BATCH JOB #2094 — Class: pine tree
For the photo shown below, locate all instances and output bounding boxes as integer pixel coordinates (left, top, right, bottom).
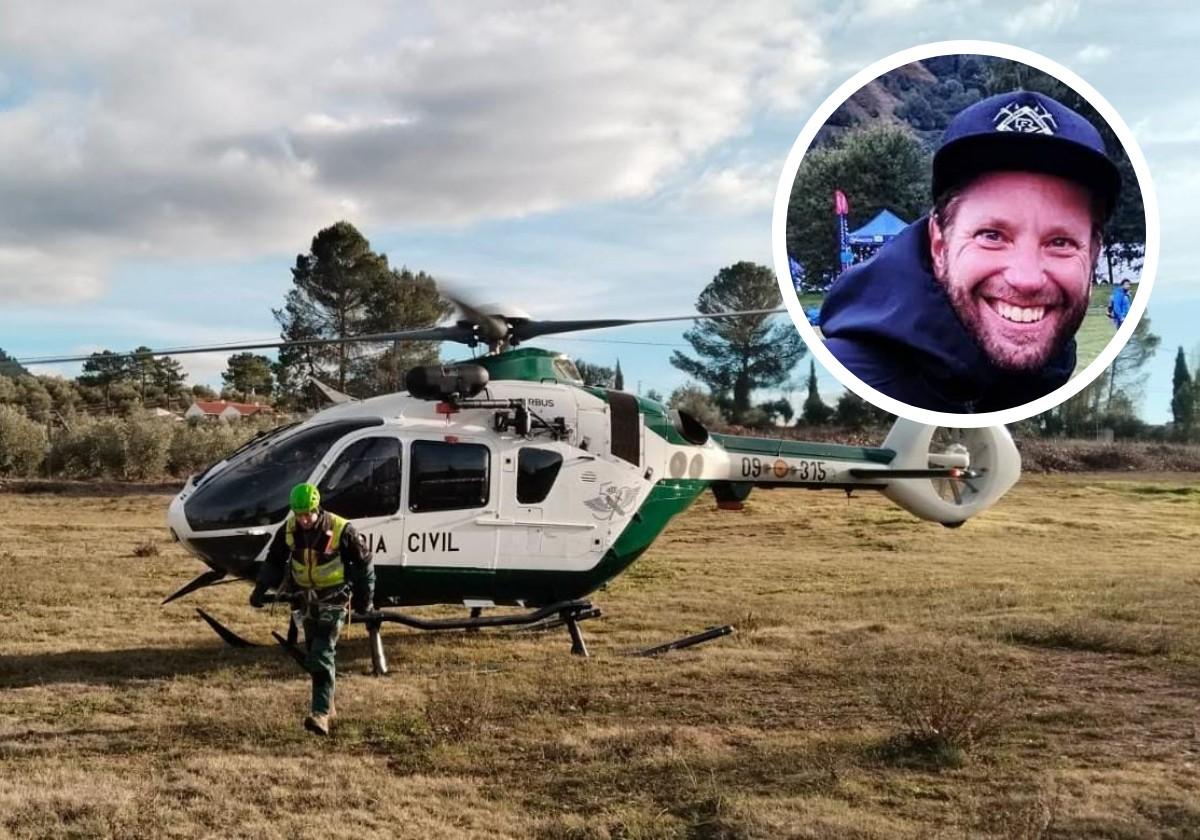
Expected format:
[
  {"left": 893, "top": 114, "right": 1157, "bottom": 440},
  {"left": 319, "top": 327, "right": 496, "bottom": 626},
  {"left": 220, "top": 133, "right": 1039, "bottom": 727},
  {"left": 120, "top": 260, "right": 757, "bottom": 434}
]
[
  {"left": 614, "top": 359, "right": 625, "bottom": 391},
  {"left": 152, "top": 356, "right": 188, "bottom": 410},
  {"left": 670, "top": 262, "right": 806, "bottom": 423},
  {"left": 800, "top": 360, "right": 832, "bottom": 425},
  {"left": 222, "top": 353, "right": 276, "bottom": 402},
  {"left": 273, "top": 222, "right": 450, "bottom": 401},
  {"left": 79, "top": 351, "right": 132, "bottom": 413},
  {"left": 1171, "top": 346, "right": 1195, "bottom": 440}
]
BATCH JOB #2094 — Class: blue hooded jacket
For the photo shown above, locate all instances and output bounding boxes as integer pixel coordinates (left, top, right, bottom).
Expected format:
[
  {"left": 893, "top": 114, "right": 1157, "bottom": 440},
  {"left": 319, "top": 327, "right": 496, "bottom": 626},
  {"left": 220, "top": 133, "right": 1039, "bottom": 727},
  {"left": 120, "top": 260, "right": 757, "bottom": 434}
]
[
  {"left": 1110, "top": 285, "right": 1131, "bottom": 326},
  {"left": 819, "top": 217, "right": 1076, "bottom": 413}
]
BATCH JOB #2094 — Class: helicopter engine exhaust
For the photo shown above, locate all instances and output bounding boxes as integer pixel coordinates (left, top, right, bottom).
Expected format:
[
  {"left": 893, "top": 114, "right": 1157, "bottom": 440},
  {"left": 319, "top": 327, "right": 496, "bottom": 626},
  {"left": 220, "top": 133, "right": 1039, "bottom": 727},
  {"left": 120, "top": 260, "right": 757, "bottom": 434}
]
[{"left": 405, "top": 364, "right": 489, "bottom": 401}]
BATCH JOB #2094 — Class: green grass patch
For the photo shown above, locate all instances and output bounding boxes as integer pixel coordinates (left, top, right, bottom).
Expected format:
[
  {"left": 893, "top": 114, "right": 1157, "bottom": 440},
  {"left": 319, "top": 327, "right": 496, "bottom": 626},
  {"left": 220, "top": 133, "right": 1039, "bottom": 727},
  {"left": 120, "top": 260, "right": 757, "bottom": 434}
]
[{"left": 1071, "top": 285, "right": 1125, "bottom": 375}]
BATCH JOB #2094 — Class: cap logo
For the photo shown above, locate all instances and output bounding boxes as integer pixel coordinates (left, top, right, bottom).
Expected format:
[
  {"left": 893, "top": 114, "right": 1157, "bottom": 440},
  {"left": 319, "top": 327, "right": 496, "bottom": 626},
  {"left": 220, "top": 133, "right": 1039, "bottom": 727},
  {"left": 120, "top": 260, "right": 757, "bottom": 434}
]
[{"left": 993, "top": 101, "right": 1057, "bottom": 135}]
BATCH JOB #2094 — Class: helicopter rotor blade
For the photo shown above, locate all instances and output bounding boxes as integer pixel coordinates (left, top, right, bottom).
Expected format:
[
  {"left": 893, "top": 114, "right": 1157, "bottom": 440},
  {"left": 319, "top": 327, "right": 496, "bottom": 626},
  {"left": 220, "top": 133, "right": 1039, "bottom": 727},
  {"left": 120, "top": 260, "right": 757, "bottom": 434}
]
[
  {"left": 511, "top": 308, "right": 787, "bottom": 342},
  {"left": 306, "top": 375, "right": 357, "bottom": 404},
  {"left": 196, "top": 608, "right": 260, "bottom": 648},
  {"left": 15, "top": 325, "right": 474, "bottom": 367},
  {"left": 15, "top": 288, "right": 787, "bottom": 366}
]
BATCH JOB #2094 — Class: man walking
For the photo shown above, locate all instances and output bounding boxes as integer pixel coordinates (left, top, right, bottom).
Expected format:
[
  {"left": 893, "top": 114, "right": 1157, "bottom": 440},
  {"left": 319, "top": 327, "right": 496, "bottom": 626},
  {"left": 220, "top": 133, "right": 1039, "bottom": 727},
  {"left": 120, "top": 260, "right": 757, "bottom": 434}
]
[
  {"left": 1110, "top": 278, "right": 1133, "bottom": 329},
  {"left": 251, "top": 482, "right": 374, "bottom": 736}
]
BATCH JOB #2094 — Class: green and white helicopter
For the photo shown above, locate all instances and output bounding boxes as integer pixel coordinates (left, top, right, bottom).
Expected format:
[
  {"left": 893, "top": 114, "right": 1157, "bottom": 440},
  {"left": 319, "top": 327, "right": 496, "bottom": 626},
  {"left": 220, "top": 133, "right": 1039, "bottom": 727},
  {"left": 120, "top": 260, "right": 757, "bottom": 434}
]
[{"left": 24, "top": 295, "right": 1022, "bottom": 665}]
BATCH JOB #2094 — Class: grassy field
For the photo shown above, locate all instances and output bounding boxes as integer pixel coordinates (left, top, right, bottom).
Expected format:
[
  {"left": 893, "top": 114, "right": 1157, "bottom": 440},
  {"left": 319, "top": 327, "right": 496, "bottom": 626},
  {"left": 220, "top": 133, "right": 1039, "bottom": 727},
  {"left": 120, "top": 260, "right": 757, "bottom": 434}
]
[
  {"left": 3, "top": 474, "right": 1200, "bottom": 839},
  {"left": 794, "top": 285, "right": 1127, "bottom": 378}
]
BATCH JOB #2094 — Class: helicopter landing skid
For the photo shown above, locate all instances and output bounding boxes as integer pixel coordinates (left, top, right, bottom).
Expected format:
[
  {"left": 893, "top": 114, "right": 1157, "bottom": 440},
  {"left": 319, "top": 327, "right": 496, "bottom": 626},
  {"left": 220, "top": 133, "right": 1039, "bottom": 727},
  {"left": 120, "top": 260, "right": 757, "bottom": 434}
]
[
  {"left": 196, "top": 599, "right": 599, "bottom": 677},
  {"left": 361, "top": 599, "right": 599, "bottom": 659}
]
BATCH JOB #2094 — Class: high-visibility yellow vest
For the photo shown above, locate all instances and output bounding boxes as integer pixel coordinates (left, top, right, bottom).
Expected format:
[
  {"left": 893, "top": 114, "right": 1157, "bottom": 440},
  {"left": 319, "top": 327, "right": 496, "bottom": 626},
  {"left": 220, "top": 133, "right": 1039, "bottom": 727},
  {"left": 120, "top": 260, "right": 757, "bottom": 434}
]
[{"left": 287, "top": 513, "right": 349, "bottom": 590}]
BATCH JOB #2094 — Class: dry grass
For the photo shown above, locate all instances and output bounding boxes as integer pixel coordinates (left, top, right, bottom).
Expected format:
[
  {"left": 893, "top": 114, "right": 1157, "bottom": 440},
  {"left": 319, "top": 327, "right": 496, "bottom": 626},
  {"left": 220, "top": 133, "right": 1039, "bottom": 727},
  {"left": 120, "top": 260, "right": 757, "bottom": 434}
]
[
  {"left": 2, "top": 473, "right": 1200, "bottom": 838},
  {"left": 130, "top": 540, "right": 160, "bottom": 558},
  {"left": 869, "top": 637, "right": 1018, "bottom": 767}
]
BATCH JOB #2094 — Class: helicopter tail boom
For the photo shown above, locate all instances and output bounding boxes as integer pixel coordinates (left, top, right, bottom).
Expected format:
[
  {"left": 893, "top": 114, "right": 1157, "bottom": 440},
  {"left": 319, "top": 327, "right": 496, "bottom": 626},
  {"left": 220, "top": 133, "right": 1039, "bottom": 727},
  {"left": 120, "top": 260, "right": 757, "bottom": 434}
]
[{"left": 700, "top": 418, "right": 1019, "bottom": 525}]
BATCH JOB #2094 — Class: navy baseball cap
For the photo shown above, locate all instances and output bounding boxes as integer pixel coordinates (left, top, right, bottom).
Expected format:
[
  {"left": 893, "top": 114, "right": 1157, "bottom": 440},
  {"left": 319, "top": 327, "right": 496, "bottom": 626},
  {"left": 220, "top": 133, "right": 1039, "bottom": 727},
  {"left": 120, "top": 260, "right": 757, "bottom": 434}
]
[{"left": 932, "top": 90, "right": 1121, "bottom": 219}]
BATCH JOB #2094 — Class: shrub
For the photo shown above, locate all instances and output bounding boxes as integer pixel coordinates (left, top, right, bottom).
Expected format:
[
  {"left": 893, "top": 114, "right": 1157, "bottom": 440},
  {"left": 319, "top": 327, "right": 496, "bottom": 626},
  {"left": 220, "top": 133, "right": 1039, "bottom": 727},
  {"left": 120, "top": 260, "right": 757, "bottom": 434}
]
[
  {"left": 41, "top": 414, "right": 274, "bottom": 479},
  {"left": 125, "top": 416, "right": 173, "bottom": 480},
  {"left": 132, "top": 541, "right": 160, "bottom": 558},
  {"left": 168, "top": 422, "right": 253, "bottom": 477},
  {"left": 50, "top": 417, "right": 130, "bottom": 478},
  {"left": 49, "top": 416, "right": 133, "bottom": 478},
  {"left": 872, "top": 638, "right": 1016, "bottom": 759},
  {"left": 0, "top": 405, "right": 47, "bottom": 476}
]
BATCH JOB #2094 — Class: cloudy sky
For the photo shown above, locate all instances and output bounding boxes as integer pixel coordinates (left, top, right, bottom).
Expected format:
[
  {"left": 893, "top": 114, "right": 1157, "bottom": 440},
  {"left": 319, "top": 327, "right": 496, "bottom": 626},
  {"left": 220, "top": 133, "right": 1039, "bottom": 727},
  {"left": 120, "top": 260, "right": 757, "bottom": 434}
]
[{"left": 1, "top": 0, "right": 1196, "bottom": 421}]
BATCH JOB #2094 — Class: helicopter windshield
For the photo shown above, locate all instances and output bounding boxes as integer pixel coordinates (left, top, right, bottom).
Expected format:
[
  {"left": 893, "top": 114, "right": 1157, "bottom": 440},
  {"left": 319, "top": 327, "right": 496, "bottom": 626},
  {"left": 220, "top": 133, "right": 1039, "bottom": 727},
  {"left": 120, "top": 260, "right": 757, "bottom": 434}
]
[
  {"left": 184, "top": 418, "right": 383, "bottom": 531},
  {"left": 553, "top": 355, "right": 583, "bottom": 384},
  {"left": 192, "top": 420, "right": 301, "bottom": 484}
]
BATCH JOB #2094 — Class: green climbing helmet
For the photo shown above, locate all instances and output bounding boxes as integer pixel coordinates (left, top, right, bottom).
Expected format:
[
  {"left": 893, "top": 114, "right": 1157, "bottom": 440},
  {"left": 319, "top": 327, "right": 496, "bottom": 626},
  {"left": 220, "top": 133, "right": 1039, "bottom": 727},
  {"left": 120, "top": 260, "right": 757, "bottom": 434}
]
[{"left": 289, "top": 482, "right": 321, "bottom": 514}]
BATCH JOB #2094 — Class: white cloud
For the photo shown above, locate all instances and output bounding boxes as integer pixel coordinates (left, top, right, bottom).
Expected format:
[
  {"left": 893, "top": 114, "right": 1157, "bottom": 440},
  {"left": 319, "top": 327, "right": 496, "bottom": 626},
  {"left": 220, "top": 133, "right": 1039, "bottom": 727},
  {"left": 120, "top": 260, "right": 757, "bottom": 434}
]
[
  {"left": 0, "top": 0, "right": 829, "bottom": 303},
  {"left": 1004, "top": 0, "right": 1081, "bottom": 35},
  {"left": 0, "top": 246, "right": 104, "bottom": 303},
  {"left": 1131, "top": 105, "right": 1200, "bottom": 147},
  {"left": 858, "top": 0, "right": 926, "bottom": 20},
  {"left": 1075, "top": 43, "right": 1112, "bottom": 64},
  {"left": 673, "top": 162, "right": 779, "bottom": 213}
]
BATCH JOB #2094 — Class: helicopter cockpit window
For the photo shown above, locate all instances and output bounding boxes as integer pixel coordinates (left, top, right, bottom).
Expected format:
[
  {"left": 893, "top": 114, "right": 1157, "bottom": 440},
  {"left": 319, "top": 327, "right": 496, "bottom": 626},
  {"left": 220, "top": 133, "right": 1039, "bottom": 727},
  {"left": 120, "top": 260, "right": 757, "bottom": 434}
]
[
  {"left": 552, "top": 355, "right": 583, "bottom": 384},
  {"left": 410, "top": 441, "right": 490, "bottom": 513},
  {"left": 184, "top": 418, "right": 383, "bottom": 531},
  {"left": 516, "top": 447, "right": 563, "bottom": 504},
  {"left": 318, "top": 436, "right": 402, "bottom": 520}
]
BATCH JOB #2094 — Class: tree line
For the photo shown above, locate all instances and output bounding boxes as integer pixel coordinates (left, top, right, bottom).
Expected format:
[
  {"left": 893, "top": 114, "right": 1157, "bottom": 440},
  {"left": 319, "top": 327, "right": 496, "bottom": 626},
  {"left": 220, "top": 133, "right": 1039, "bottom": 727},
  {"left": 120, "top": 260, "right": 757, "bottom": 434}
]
[{"left": 0, "top": 215, "right": 1192, "bottom": 482}]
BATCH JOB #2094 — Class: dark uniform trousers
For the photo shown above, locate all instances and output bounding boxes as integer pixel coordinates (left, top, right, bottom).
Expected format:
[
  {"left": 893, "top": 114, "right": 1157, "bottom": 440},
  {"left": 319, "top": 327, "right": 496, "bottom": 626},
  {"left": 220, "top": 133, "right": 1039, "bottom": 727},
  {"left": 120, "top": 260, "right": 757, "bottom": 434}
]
[{"left": 302, "top": 598, "right": 348, "bottom": 716}]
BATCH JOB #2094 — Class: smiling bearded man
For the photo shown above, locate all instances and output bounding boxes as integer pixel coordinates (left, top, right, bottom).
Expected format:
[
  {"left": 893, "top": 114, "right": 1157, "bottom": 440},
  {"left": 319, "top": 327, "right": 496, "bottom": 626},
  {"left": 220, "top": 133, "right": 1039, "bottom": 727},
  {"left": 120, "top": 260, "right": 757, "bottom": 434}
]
[
  {"left": 930, "top": 169, "right": 1098, "bottom": 372},
  {"left": 819, "top": 90, "right": 1119, "bottom": 414}
]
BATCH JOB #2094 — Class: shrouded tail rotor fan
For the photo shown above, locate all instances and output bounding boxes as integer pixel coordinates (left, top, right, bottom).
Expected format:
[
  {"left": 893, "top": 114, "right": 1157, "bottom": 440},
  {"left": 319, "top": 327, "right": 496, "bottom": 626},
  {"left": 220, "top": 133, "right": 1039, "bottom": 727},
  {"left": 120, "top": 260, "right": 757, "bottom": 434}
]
[{"left": 879, "top": 420, "right": 1021, "bottom": 526}]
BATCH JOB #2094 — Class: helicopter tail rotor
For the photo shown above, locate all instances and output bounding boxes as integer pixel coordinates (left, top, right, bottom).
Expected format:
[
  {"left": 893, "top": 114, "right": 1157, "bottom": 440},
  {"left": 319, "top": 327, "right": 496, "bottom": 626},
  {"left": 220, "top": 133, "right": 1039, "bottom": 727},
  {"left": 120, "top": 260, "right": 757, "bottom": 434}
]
[{"left": 877, "top": 419, "right": 1020, "bottom": 526}]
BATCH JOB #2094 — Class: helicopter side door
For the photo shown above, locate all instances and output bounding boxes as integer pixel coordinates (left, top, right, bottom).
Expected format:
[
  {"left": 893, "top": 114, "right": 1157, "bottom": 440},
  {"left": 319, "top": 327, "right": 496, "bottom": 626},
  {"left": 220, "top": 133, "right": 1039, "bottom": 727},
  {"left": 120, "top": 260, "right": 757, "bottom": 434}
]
[
  {"left": 495, "top": 441, "right": 606, "bottom": 572},
  {"left": 313, "top": 433, "right": 405, "bottom": 565},
  {"left": 403, "top": 437, "right": 498, "bottom": 571}
]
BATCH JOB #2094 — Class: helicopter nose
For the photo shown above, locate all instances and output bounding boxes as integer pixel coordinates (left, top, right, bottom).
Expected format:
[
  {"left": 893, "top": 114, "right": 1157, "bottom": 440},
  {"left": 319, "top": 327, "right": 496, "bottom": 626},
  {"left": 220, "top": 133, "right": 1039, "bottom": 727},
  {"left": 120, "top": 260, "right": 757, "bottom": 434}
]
[
  {"left": 167, "top": 491, "right": 272, "bottom": 578},
  {"left": 185, "top": 533, "right": 270, "bottom": 578}
]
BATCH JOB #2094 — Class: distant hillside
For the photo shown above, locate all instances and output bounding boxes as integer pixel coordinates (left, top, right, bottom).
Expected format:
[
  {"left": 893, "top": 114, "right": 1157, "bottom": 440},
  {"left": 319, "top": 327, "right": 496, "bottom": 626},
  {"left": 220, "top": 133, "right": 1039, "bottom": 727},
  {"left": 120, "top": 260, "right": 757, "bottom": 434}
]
[
  {"left": 0, "top": 348, "right": 29, "bottom": 379},
  {"left": 814, "top": 55, "right": 997, "bottom": 152},
  {"left": 806, "top": 52, "right": 1144, "bottom": 277}
]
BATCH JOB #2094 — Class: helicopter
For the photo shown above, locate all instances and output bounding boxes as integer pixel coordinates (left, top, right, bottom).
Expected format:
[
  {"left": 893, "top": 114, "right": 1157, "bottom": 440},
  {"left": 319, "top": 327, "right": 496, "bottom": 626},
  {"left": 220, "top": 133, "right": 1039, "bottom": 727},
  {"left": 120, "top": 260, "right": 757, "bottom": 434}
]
[{"left": 19, "top": 295, "right": 1021, "bottom": 665}]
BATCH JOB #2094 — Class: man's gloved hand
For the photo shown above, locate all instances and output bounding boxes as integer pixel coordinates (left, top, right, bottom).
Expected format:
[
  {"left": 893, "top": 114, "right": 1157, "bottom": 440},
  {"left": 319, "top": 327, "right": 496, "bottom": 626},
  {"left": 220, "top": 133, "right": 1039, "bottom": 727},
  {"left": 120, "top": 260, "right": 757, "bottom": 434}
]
[
  {"left": 351, "top": 594, "right": 373, "bottom": 615},
  {"left": 249, "top": 584, "right": 267, "bottom": 609}
]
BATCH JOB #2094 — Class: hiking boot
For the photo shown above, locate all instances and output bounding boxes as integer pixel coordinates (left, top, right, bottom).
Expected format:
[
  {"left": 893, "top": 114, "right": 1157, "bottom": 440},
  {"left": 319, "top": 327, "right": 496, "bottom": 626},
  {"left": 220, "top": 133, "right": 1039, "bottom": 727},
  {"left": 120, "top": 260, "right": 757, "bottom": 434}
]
[{"left": 303, "top": 713, "right": 330, "bottom": 736}]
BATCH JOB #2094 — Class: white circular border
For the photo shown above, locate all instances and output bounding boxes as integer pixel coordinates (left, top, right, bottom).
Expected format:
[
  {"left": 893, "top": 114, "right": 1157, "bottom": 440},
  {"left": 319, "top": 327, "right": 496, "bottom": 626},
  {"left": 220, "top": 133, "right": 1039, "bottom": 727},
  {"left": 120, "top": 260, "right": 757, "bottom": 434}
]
[{"left": 772, "top": 40, "right": 1160, "bottom": 428}]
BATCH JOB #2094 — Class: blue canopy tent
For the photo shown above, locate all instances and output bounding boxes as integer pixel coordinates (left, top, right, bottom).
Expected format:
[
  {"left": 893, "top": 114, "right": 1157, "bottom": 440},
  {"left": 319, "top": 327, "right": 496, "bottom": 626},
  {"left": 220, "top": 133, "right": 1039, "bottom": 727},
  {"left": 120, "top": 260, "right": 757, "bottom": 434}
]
[{"left": 847, "top": 209, "right": 908, "bottom": 263}]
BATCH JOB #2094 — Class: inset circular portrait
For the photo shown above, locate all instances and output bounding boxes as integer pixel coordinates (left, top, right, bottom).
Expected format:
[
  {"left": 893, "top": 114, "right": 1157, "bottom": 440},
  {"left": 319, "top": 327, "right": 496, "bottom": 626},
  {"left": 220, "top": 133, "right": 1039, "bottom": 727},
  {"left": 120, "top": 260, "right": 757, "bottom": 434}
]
[{"left": 772, "top": 41, "right": 1157, "bottom": 426}]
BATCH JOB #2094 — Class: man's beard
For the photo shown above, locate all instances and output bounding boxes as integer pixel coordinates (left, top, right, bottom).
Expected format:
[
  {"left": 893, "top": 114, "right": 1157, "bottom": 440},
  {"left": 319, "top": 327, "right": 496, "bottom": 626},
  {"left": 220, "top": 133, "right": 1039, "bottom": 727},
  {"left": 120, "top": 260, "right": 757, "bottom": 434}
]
[{"left": 937, "top": 265, "right": 1089, "bottom": 372}]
